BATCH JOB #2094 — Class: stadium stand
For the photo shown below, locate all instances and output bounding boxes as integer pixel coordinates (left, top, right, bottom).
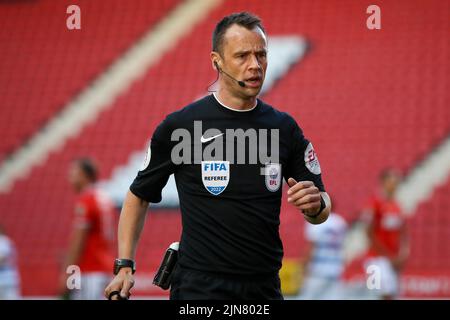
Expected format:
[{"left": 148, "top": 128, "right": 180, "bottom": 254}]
[
  {"left": 0, "top": 0, "right": 180, "bottom": 163},
  {"left": 0, "top": 0, "right": 448, "bottom": 297},
  {"left": 402, "top": 179, "right": 450, "bottom": 297}
]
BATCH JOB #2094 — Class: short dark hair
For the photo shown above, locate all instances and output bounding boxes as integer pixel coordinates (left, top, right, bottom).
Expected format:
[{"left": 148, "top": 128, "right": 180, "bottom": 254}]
[
  {"left": 74, "top": 158, "right": 98, "bottom": 182},
  {"left": 212, "top": 12, "right": 265, "bottom": 54}
]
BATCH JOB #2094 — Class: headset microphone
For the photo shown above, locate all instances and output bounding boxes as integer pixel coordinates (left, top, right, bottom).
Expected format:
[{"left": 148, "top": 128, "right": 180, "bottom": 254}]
[
  {"left": 237, "top": 80, "right": 246, "bottom": 88},
  {"left": 214, "top": 61, "right": 246, "bottom": 88}
]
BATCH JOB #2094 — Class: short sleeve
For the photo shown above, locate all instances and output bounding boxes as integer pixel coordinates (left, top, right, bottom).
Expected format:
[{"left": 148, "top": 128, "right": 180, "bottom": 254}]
[
  {"left": 284, "top": 118, "right": 325, "bottom": 192},
  {"left": 129, "top": 117, "right": 176, "bottom": 203},
  {"left": 360, "top": 197, "right": 379, "bottom": 224},
  {"left": 73, "top": 198, "right": 92, "bottom": 229}
]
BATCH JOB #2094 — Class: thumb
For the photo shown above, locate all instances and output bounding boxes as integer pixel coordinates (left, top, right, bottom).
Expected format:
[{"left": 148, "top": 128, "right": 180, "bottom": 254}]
[
  {"left": 287, "top": 177, "right": 297, "bottom": 188},
  {"left": 120, "top": 278, "right": 134, "bottom": 299}
]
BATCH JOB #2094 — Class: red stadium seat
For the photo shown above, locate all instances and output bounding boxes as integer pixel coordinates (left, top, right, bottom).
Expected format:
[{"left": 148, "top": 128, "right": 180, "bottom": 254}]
[{"left": 0, "top": 0, "right": 448, "bottom": 297}]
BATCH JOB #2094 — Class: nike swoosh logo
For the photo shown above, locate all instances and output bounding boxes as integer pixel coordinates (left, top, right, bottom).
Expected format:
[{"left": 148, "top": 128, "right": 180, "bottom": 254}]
[{"left": 200, "top": 133, "right": 224, "bottom": 143}]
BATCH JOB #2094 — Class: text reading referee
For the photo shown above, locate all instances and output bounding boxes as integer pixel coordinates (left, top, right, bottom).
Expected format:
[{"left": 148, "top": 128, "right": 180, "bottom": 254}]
[{"left": 105, "top": 12, "right": 331, "bottom": 300}]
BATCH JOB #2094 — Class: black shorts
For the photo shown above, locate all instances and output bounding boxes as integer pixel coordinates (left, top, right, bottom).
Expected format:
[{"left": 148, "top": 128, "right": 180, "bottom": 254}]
[{"left": 169, "top": 266, "right": 283, "bottom": 300}]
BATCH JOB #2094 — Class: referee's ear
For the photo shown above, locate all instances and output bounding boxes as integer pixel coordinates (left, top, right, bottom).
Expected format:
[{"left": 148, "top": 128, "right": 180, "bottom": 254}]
[{"left": 210, "top": 51, "right": 221, "bottom": 70}]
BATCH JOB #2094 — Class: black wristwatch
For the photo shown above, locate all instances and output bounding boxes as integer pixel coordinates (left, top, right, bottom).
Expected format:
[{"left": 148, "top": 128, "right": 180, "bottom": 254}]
[
  {"left": 113, "top": 259, "right": 136, "bottom": 275},
  {"left": 305, "top": 195, "right": 326, "bottom": 219}
]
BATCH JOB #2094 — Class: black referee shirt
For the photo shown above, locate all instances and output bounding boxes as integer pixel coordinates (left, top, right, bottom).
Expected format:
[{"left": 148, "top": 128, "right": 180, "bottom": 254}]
[{"left": 130, "top": 94, "right": 325, "bottom": 276}]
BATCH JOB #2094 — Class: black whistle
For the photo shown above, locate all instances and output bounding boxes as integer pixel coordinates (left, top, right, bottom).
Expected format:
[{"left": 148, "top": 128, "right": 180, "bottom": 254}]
[{"left": 153, "top": 242, "right": 179, "bottom": 290}]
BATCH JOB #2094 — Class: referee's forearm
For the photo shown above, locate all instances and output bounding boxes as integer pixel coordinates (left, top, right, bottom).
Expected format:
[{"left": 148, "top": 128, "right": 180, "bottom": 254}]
[{"left": 117, "top": 190, "right": 149, "bottom": 259}]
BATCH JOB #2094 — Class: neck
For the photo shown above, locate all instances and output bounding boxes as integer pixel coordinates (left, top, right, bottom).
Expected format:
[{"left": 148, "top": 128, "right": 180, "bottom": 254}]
[
  {"left": 381, "top": 189, "right": 395, "bottom": 200},
  {"left": 77, "top": 182, "right": 92, "bottom": 194},
  {"left": 217, "top": 87, "right": 257, "bottom": 111}
]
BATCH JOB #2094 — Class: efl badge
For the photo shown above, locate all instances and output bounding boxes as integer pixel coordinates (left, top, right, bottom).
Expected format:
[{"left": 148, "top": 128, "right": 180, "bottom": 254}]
[
  {"left": 201, "top": 161, "right": 230, "bottom": 195},
  {"left": 304, "top": 143, "right": 321, "bottom": 175},
  {"left": 265, "top": 163, "right": 282, "bottom": 192}
]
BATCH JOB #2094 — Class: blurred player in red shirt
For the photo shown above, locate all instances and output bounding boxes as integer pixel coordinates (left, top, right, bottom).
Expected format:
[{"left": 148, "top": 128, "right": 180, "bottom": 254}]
[
  {"left": 59, "top": 158, "right": 116, "bottom": 299},
  {"left": 362, "top": 168, "right": 409, "bottom": 299}
]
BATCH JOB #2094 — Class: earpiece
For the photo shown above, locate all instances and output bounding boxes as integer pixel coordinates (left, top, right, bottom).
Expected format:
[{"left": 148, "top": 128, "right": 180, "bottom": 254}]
[{"left": 212, "top": 60, "right": 246, "bottom": 88}]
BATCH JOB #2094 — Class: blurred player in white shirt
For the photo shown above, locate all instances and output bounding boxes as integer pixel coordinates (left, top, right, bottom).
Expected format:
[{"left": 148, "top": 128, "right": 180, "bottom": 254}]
[
  {"left": 298, "top": 211, "right": 348, "bottom": 300},
  {"left": 0, "top": 225, "right": 21, "bottom": 300}
]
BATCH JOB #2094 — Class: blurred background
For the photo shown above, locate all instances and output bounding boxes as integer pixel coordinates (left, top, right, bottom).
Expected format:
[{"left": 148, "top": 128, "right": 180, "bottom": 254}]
[{"left": 0, "top": 0, "right": 448, "bottom": 299}]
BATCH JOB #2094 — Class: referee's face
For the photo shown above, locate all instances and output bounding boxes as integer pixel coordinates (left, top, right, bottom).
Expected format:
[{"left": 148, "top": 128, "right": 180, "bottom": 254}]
[
  {"left": 218, "top": 24, "right": 267, "bottom": 98},
  {"left": 68, "top": 163, "right": 88, "bottom": 193}
]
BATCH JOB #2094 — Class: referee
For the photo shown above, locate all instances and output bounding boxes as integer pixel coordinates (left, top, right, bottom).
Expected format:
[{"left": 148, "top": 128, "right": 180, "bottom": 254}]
[{"left": 105, "top": 12, "right": 331, "bottom": 300}]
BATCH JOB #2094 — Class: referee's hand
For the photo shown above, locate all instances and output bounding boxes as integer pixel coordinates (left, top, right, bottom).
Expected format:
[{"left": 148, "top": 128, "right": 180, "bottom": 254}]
[
  {"left": 286, "top": 178, "right": 322, "bottom": 216},
  {"left": 104, "top": 268, "right": 134, "bottom": 300}
]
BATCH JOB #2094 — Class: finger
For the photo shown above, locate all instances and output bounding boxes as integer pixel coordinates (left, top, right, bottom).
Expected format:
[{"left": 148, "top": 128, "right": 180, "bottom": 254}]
[
  {"left": 287, "top": 178, "right": 297, "bottom": 188},
  {"left": 287, "top": 180, "right": 314, "bottom": 196},
  {"left": 109, "top": 291, "right": 121, "bottom": 300},
  {"left": 120, "top": 278, "right": 134, "bottom": 299},
  {"left": 104, "top": 285, "right": 113, "bottom": 300},
  {"left": 293, "top": 194, "right": 321, "bottom": 207},
  {"left": 287, "top": 186, "right": 319, "bottom": 203},
  {"left": 105, "top": 281, "right": 122, "bottom": 300},
  {"left": 299, "top": 201, "right": 321, "bottom": 213}
]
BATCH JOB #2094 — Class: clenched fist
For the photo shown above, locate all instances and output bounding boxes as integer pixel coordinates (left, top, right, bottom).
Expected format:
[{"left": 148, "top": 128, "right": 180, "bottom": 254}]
[
  {"left": 287, "top": 178, "right": 327, "bottom": 223},
  {"left": 104, "top": 268, "right": 134, "bottom": 300}
]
